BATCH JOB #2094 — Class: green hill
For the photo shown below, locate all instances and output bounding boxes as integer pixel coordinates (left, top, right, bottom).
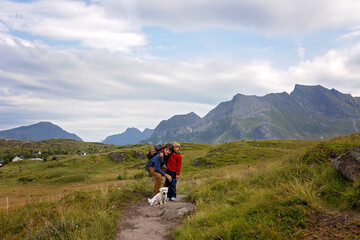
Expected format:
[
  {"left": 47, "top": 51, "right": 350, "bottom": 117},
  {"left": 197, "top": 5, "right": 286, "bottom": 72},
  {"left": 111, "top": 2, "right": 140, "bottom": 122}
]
[
  {"left": 0, "top": 138, "right": 124, "bottom": 162},
  {"left": 0, "top": 134, "right": 359, "bottom": 239}
]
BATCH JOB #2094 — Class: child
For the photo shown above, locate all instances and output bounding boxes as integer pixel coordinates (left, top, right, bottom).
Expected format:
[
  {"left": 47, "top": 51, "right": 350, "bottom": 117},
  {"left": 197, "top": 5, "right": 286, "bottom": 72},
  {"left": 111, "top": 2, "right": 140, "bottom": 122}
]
[
  {"left": 146, "top": 143, "right": 173, "bottom": 197},
  {"left": 165, "top": 142, "right": 182, "bottom": 201}
]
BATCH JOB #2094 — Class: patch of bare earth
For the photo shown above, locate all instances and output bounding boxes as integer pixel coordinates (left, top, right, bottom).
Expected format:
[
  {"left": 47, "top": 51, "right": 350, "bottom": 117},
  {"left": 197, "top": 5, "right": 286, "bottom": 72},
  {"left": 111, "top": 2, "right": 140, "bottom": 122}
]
[
  {"left": 114, "top": 195, "right": 194, "bottom": 240},
  {"left": 303, "top": 210, "right": 360, "bottom": 239}
]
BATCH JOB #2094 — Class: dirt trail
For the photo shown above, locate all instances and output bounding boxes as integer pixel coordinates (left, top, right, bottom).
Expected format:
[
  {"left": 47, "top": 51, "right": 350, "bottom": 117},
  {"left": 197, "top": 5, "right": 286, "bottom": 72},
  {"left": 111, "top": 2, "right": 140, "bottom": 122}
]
[{"left": 114, "top": 195, "right": 195, "bottom": 240}]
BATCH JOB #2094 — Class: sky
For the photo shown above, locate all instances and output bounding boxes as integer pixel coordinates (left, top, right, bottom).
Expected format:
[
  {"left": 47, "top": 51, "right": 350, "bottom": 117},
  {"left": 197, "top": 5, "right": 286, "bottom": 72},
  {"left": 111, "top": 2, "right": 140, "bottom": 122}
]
[{"left": 1, "top": 0, "right": 360, "bottom": 142}]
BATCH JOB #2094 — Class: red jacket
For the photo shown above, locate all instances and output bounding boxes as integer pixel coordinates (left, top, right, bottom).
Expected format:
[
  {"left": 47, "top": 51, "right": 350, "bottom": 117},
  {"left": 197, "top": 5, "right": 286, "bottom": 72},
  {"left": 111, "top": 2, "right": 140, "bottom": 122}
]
[{"left": 167, "top": 152, "right": 182, "bottom": 175}]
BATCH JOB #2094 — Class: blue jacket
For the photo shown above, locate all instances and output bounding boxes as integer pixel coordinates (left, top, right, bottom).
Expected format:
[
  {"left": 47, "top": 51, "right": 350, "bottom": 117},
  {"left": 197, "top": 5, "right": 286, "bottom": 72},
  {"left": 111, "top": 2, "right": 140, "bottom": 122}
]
[{"left": 145, "top": 153, "right": 166, "bottom": 176}]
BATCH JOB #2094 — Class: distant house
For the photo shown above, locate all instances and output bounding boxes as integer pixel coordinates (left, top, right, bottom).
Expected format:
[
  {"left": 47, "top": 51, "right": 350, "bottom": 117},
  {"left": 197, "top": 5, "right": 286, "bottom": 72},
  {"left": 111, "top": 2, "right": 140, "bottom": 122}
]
[
  {"left": 12, "top": 156, "right": 25, "bottom": 162},
  {"left": 33, "top": 151, "right": 42, "bottom": 155},
  {"left": 0, "top": 159, "right": 5, "bottom": 167},
  {"left": 78, "top": 151, "right": 87, "bottom": 156}
]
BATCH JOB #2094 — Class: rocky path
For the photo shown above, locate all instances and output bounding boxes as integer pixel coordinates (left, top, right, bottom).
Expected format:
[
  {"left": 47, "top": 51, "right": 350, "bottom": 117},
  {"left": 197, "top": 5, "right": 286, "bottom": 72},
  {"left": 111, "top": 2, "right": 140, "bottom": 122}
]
[{"left": 114, "top": 195, "right": 195, "bottom": 240}]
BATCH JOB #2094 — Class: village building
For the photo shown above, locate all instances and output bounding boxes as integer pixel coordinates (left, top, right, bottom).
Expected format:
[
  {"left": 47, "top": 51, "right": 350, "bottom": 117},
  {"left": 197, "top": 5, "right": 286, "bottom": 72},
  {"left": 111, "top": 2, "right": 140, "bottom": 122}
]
[{"left": 12, "top": 156, "right": 25, "bottom": 162}]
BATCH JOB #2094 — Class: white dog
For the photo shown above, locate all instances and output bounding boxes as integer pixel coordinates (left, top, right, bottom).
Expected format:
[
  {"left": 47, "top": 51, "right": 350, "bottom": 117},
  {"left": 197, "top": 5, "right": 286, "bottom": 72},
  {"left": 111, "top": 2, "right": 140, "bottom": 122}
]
[{"left": 148, "top": 187, "right": 168, "bottom": 206}]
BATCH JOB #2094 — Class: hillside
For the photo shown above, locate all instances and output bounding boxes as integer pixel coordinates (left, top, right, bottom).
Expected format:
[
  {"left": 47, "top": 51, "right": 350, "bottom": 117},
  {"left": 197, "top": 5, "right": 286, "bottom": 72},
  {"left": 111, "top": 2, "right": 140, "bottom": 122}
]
[
  {"left": 0, "top": 138, "right": 121, "bottom": 162},
  {"left": 144, "top": 85, "right": 360, "bottom": 144},
  {"left": 0, "top": 122, "right": 82, "bottom": 141},
  {"left": 0, "top": 134, "right": 359, "bottom": 239}
]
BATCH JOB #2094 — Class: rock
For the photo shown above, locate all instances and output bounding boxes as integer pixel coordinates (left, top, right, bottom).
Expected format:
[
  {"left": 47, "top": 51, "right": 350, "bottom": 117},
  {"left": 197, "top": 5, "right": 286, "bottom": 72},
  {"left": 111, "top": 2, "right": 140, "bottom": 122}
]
[
  {"left": 331, "top": 147, "right": 360, "bottom": 181},
  {"left": 131, "top": 150, "right": 145, "bottom": 159},
  {"left": 108, "top": 152, "right": 129, "bottom": 163},
  {"left": 192, "top": 158, "right": 211, "bottom": 166}
]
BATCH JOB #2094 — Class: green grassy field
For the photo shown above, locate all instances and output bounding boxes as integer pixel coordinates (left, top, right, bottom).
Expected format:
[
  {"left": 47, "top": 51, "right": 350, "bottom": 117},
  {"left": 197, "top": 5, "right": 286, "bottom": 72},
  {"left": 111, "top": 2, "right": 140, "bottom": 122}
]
[{"left": 0, "top": 135, "right": 359, "bottom": 239}]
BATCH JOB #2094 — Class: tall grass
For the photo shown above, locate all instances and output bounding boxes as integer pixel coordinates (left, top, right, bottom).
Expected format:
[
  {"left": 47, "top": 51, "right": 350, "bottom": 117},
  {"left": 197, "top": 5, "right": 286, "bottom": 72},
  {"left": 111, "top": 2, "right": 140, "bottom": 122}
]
[
  {"left": 2, "top": 136, "right": 360, "bottom": 239},
  {"left": 174, "top": 134, "right": 360, "bottom": 239},
  {"left": 0, "top": 180, "right": 151, "bottom": 240}
]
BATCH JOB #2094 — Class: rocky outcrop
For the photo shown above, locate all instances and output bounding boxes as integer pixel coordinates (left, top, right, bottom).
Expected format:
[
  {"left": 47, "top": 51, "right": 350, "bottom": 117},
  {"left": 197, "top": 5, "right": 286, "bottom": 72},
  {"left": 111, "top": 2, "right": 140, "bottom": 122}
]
[
  {"left": 331, "top": 147, "right": 360, "bottom": 181},
  {"left": 131, "top": 150, "right": 145, "bottom": 159},
  {"left": 108, "top": 152, "right": 130, "bottom": 163}
]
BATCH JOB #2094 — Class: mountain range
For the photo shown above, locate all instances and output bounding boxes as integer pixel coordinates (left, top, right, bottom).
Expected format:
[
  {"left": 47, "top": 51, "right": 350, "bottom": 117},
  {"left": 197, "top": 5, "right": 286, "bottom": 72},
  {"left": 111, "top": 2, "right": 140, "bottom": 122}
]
[
  {"left": 0, "top": 85, "right": 359, "bottom": 144},
  {"left": 0, "top": 122, "right": 82, "bottom": 141},
  {"left": 102, "top": 127, "right": 153, "bottom": 145},
  {"left": 140, "top": 84, "right": 360, "bottom": 144}
]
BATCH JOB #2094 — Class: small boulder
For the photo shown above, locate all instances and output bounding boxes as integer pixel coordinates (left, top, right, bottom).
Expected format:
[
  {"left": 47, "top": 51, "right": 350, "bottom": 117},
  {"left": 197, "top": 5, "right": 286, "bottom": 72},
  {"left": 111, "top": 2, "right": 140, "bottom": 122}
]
[
  {"left": 108, "top": 152, "right": 129, "bottom": 163},
  {"left": 192, "top": 158, "right": 211, "bottom": 166},
  {"left": 331, "top": 147, "right": 360, "bottom": 181},
  {"left": 192, "top": 158, "right": 205, "bottom": 166},
  {"left": 131, "top": 150, "right": 145, "bottom": 159}
]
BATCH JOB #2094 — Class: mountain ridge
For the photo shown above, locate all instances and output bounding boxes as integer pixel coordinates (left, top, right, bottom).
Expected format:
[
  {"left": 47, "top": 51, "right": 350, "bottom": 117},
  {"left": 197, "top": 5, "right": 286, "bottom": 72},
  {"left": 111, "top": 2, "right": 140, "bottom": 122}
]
[
  {"left": 141, "top": 84, "right": 360, "bottom": 144},
  {"left": 0, "top": 122, "right": 83, "bottom": 141}
]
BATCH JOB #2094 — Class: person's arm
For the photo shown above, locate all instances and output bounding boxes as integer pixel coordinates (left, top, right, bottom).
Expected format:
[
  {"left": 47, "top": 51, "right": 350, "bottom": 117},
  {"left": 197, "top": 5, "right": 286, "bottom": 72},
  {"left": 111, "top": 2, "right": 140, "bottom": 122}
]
[
  {"left": 153, "top": 154, "right": 166, "bottom": 175},
  {"left": 153, "top": 154, "right": 172, "bottom": 181},
  {"left": 176, "top": 154, "right": 182, "bottom": 177}
]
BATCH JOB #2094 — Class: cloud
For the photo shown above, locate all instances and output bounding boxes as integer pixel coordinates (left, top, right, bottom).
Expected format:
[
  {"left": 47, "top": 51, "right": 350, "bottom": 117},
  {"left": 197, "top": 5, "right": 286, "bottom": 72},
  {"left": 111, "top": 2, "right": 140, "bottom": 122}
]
[
  {"left": 0, "top": 22, "right": 8, "bottom": 32},
  {"left": 3, "top": 0, "right": 360, "bottom": 50},
  {"left": 289, "top": 43, "right": 360, "bottom": 93},
  {"left": 2, "top": 0, "right": 360, "bottom": 142},
  {"left": 340, "top": 26, "right": 360, "bottom": 41},
  {"left": 0, "top": 0, "right": 147, "bottom": 52},
  {"left": 297, "top": 46, "right": 306, "bottom": 61},
  {"left": 100, "top": 0, "right": 360, "bottom": 34}
]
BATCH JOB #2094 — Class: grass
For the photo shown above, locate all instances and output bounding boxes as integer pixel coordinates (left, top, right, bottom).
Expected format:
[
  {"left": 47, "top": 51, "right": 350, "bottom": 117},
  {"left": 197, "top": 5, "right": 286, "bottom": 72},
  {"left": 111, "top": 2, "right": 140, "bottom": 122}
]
[
  {"left": 1, "top": 135, "right": 360, "bottom": 239},
  {"left": 0, "top": 181, "right": 150, "bottom": 240},
  {"left": 174, "top": 135, "right": 360, "bottom": 240}
]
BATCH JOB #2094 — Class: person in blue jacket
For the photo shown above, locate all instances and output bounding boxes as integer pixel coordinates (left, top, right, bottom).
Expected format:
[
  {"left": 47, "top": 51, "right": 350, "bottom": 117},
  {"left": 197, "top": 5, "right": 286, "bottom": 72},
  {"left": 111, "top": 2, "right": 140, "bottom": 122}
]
[{"left": 146, "top": 143, "right": 173, "bottom": 196}]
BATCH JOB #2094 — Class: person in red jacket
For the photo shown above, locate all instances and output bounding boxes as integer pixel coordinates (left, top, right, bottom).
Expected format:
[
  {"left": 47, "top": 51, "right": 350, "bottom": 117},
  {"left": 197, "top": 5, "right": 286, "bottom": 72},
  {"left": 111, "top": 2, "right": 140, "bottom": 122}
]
[{"left": 165, "top": 142, "right": 182, "bottom": 201}]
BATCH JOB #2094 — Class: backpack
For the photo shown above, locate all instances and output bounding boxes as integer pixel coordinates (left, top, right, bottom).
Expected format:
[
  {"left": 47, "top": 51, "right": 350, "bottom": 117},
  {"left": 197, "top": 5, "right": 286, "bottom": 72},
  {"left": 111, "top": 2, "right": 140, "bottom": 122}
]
[
  {"left": 145, "top": 144, "right": 162, "bottom": 170},
  {"left": 146, "top": 144, "right": 163, "bottom": 160}
]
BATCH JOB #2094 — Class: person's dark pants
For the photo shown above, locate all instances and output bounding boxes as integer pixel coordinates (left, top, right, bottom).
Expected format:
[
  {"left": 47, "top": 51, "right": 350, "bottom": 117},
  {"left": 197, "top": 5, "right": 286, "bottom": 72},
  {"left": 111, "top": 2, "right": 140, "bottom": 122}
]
[{"left": 165, "top": 170, "right": 177, "bottom": 199}]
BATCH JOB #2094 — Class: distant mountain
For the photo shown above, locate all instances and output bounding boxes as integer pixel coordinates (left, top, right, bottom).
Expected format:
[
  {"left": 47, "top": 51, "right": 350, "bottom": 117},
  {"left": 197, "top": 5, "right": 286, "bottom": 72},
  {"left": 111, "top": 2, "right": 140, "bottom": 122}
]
[
  {"left": 141, "top": 112, "right": 201, "bottom": 144},
  {"left": 0, "top": 122, "right": 83, "bottom": 141},
  {"left": 141, "top": 85, "right": 360, "bottom": 144},
  {"left": 102, "top": 127, "right": 154, "bottom": 145}
]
